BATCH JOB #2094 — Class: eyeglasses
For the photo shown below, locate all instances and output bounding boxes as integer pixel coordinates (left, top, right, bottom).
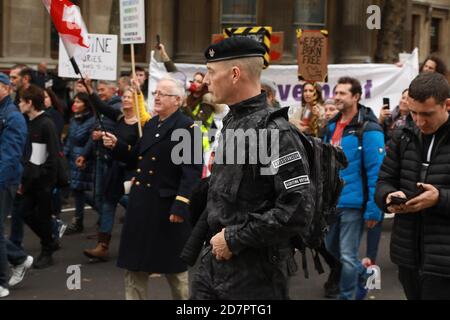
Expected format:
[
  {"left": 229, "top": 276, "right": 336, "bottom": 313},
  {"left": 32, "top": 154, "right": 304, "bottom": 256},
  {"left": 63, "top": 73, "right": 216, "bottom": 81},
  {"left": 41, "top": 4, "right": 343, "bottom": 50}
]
[{"left": 152, "top": 91, "right": 178, "bottom": 98}]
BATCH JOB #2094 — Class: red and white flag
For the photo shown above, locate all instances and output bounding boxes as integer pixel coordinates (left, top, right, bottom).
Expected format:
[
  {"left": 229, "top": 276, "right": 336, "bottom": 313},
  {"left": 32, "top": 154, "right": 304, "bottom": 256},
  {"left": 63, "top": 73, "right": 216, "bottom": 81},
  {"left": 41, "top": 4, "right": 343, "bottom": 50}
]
[{"left": 42, "top": 0, "right": 89, "bottom": 61}]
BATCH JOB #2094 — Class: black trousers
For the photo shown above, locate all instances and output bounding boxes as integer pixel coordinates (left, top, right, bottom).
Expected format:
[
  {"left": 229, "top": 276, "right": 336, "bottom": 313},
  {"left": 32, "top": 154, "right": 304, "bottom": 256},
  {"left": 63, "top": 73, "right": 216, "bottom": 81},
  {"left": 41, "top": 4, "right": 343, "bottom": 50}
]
[
  {"left": 398, "top": 267, "right": 450, "bottom": 300},
  {"left": 20, "top": 186, "right": 54, "bottom": 252},
  {"left": 191, "top": 246, "right": 296, "bottom": 300}
]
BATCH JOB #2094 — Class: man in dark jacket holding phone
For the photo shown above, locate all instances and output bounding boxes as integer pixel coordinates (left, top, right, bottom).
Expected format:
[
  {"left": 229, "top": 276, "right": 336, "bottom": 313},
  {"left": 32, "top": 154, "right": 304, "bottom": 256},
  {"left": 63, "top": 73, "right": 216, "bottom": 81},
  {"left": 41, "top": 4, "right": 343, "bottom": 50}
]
[{"left": 375, "top": 72, "right": 450, "bottom": 300}]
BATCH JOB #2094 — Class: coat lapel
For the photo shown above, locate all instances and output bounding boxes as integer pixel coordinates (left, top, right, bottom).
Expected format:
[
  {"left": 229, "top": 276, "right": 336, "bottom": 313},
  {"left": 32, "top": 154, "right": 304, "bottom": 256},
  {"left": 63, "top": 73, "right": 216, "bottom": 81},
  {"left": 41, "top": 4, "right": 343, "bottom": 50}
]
[{"left": 139, "top": 110, "right": 181, "bottom": 154}]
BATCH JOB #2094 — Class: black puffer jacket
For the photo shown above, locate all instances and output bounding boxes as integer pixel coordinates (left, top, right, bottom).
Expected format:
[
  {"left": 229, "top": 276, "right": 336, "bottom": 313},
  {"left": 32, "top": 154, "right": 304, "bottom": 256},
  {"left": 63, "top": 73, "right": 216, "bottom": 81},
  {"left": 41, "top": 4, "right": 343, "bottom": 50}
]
[{"left": 375, "top": 118, "right": 450, "bottom": 277}]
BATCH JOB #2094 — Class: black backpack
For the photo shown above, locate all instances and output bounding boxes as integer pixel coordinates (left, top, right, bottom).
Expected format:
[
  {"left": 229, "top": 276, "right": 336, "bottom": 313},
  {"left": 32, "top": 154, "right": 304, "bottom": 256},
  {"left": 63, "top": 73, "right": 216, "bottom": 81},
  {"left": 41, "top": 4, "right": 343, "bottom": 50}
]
[{"left": 270, "top": 111, "right": 348, "bottom": 278}]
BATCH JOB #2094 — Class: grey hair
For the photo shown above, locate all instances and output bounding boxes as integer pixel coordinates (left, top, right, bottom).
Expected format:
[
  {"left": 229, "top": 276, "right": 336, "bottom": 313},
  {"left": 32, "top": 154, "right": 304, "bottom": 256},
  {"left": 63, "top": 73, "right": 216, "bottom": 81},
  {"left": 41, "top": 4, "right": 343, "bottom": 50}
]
[
  {"left": 158, "top": 75, "right": 186, "bottom": 99},
  {"left": 324, "top": 98, "right": 336, "bottom": 105},
  {"left": 97, "top": 80, "right": 117, "bottom": 89}
]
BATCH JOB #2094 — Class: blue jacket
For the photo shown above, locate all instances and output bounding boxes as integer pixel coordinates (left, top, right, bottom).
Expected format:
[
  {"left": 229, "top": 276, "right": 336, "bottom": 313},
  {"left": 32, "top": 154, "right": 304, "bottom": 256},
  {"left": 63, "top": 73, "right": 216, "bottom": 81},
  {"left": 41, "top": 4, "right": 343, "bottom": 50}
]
[
  {"left": 323, "top": 104, "right": 385, "bottom": 221},
  {"left": 0, "top": 96, "right": 27, "bottom": 190},
  {"left": 64, "top": 112, "right": 96, "bottom": 191}
]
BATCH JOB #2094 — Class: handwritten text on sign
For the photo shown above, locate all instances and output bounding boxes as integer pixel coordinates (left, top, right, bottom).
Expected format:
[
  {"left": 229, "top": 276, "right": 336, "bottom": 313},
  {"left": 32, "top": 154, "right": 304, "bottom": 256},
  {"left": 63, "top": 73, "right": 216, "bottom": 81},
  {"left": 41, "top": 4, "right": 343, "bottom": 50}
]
[
  {"left": 58, "top": 34, "right": 118, "bottom": 81},
  {"left": 297, "top": 30, "right": 328, "bottom": 82},
  {"left": 120, "top": 0, "right": 146, "bottom": 44}
]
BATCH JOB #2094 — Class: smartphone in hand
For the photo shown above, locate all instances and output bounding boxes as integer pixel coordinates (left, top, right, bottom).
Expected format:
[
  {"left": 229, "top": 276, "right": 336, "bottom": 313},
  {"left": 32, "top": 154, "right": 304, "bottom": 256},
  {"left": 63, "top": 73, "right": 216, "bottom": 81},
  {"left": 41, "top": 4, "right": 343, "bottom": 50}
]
[
  {"left": 383, "top": 97, "right": 390, "bottom": 110},
  {"left": 387, "top": 196, "right": 408, "bottom": 206}
]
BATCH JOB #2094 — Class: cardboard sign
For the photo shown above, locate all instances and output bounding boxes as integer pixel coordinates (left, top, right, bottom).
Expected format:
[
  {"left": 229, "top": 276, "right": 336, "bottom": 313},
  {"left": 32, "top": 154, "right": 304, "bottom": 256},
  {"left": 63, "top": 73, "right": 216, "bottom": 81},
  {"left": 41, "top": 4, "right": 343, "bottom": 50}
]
[
  {"left": 213, "top": 31, "right": 284, "bottom": 63},
  {"left": 270, "top": 32, "right": 284, "bottom": 62},
  {"left": 224, "top": 26, "right": 272, "bottom": 68},
  {"left": 120, "top": 0, "right": 146, "bottom": 44},
  {"left": 297, "top": 29, "right": 328, "bottom": 82},
  {"left": 58, "top": 34, "right": 118, "bottom": 80}
]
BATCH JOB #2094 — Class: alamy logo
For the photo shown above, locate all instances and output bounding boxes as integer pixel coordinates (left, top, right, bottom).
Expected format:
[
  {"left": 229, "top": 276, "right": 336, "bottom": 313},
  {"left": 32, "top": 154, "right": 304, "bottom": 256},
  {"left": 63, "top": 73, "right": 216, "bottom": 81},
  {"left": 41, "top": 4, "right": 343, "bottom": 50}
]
[
  {"left": 171, "top": 123, "right": 281, "bottom": 175},
  {"left": 367, "top": 5, "right": 381, "bottom": 30},
  {"left": 365, "top": 265, "right": 381, "bottom": 290},
  {"left": 66, "top": 264, "right": 81, "bottom": 290}
]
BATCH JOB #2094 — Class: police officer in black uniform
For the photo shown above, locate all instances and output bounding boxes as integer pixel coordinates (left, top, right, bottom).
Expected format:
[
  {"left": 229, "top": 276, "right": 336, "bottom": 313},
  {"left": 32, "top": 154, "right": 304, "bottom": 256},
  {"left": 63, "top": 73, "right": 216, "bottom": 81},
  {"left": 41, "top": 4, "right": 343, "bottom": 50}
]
[
  {"left": 190, "top": 37, "right": 314, "bottom": 299},
  {"left": 102, "top": 76, "right": 202, "bottom": 300}
]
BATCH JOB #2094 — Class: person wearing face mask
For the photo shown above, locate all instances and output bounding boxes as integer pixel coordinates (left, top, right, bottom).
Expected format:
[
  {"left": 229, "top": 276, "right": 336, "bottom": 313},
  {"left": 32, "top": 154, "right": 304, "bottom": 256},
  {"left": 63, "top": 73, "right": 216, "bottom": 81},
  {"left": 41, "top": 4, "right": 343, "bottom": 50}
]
[
  {"left": 82, "top": 78, "right": 150, "bottom": 261},
  {"left": 290, "top": 82, "right": 325, "bottom": 137}
]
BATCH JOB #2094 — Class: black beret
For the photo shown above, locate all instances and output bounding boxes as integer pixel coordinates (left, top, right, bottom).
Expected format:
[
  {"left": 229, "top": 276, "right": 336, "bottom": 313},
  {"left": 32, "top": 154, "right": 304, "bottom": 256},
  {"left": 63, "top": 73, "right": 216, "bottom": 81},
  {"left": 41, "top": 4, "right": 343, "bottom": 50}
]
[{"left": 204, "top": 37, "right": 266, "bottom": 63}]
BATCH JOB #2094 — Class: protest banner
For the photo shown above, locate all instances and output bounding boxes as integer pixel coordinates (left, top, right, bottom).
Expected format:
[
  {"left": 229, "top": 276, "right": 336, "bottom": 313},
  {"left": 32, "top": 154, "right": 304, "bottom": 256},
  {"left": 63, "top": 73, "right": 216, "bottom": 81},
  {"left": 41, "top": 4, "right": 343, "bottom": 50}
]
[{"left": 148, "top": 48, "right": 419, "bottom": 117}]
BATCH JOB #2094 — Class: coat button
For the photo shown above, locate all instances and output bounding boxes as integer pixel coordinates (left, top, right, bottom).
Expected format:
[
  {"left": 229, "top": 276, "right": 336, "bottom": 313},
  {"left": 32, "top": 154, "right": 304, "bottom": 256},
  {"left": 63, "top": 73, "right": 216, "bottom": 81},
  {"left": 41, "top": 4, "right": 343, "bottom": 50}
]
[
  {"left": 138, "top": 156, "right": 143, "bottom": 160},
  {"left": 152, "top": 157, "right": 156, "bottom": 161},
  {"left": 147, "top": 184, "right": 151, "bottom": 188},
  {"left": 156, "top": 133, "right": 160, "bottom": 138},
  {"left": 271, "top": 255, "right": 278, "bottom": 263},
  {"left": 135, "top": 181, "right": 141, "bottom": 186},
  {"left": 149, "top": 170, "right": 154, "bottom": 175},
  {"left": 137, "top": 169, "right": 141, "bottom": 173}
]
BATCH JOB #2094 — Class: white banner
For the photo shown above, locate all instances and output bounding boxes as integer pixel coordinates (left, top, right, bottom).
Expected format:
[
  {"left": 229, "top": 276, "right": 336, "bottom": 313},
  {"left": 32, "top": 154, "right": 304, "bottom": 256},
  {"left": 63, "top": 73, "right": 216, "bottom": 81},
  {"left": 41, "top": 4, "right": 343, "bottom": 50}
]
[
  {"left": 58, "top": 33, "right": 118, "bottom": 81},
  {"left": 149, "top": 48, "right": 419, "bottom": 117},
  {"left": 120, "top": 0, "right": 146, "bottom": 44}
]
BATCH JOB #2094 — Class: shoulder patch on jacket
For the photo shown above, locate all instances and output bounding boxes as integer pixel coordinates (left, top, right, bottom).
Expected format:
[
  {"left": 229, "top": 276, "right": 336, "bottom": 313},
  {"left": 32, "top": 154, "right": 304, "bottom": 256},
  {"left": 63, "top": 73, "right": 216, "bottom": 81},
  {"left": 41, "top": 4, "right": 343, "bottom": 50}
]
[
  {"left": 272, "top": 151, "right": 301, "bottom": 169},
  {"left": 283, "top": 175, "right": 310, "bottom": 190}
]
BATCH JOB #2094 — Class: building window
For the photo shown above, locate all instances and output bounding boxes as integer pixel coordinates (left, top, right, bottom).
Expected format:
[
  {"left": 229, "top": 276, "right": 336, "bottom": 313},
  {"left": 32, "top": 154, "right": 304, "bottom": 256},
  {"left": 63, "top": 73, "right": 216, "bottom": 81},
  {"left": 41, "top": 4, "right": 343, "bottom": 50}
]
[
  {"left": 50, "top": 0, "right": 82, "bottom": 59},
  {"left": 221, "top": 0, "right": 257, "bottom": 29},
  {"left": 411, "top": 14, "right": 420, "bottom": 52},
  {"left": 430, "top": 17, "right": 441, "bottom": 53},
  {"left": 294, "top": 0, "right": 327, "bottom": 30}
]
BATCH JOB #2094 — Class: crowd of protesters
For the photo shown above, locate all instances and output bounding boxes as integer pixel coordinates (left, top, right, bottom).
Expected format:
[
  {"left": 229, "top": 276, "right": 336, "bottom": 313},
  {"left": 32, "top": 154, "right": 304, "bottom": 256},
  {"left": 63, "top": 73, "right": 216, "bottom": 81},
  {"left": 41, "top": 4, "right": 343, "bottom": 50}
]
[{"left": 0, "top": 41, "right": 449, "bottom": 301}]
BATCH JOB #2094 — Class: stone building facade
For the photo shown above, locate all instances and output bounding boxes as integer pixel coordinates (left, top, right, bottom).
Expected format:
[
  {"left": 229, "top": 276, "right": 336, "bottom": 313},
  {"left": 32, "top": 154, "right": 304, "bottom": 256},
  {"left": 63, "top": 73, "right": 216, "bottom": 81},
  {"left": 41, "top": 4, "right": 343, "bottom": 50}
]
[{"left": 0, "top": 0, "right": 448, "bottom": 74}]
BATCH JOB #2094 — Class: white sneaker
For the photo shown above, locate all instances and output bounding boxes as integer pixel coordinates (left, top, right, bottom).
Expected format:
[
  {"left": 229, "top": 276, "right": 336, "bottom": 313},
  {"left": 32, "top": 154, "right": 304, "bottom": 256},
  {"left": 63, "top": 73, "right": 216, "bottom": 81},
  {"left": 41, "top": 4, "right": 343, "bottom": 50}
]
[
  {"left": 58, "top": 220, "right": 67, "bottom": 238},
  {"left": 8, "top": 256, "right": 33, "bottom": 287},
  {"left": 0, "top": 286, "right": 9, "bottom": 298}
]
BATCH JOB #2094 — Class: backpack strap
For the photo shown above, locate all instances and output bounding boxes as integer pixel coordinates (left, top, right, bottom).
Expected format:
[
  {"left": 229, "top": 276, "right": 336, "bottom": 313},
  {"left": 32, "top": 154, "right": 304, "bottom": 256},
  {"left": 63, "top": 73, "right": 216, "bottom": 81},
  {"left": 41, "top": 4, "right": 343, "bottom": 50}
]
[
  {"left": 312, "top": 249, "right": 325, "bottom": 275},
  {"left": 300, "top": 248, "right": 310, "bottom": 279}
]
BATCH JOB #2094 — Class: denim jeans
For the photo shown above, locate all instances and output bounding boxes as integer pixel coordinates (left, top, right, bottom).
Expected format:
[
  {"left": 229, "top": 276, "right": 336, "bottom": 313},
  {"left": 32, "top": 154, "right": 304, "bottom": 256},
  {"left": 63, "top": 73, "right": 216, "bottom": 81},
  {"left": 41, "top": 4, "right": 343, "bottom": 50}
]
[
  {"left": 94, "top": 159, "right": 110, "bottom": 211},
  {"left": 73, "top": 190, "right": 96, "bottom": 224},
  {"left": 99, "top": 195, "right": 128, "bottom": 234},
  {"left": 325, "top": 208, "right": 364, "bottom": 300},
  {"left": 366, "top": 219, "right": 383, "bottom": 263},
  {"left": 1, "top": 185, "right": 28, "bottom": 288}
]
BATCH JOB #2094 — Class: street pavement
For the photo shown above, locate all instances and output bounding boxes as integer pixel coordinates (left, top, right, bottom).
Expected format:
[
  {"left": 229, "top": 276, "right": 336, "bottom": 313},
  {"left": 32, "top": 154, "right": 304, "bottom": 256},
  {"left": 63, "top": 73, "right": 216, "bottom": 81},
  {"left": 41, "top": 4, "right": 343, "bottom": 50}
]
[{"left": 3, "top": 206, "right": 405, "bottom": 300}]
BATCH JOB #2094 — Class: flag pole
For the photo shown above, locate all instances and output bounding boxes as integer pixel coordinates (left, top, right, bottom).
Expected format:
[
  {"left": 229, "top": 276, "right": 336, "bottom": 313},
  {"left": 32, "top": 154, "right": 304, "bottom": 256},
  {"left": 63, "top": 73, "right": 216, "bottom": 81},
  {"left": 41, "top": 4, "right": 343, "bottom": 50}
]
[
  {"left": 69, "top": 57, "right": 106, "bottom": 133},
  {"left": 131, "top": 44, "right": 143, "bottom": 138}
]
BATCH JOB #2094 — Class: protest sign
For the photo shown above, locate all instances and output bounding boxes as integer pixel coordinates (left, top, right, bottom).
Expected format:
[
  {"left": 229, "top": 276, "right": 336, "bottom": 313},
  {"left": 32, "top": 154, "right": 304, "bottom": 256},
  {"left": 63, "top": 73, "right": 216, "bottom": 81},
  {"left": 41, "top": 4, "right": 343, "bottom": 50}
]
[
  {"left": 297, "top": 29, "right": 328, "bottom": 82},
  {"left": 120, "top": 0, "right": 146, "bottom": 44},
  {"left": 58, "top": 33, "right": 118, "bottom": 80}
]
